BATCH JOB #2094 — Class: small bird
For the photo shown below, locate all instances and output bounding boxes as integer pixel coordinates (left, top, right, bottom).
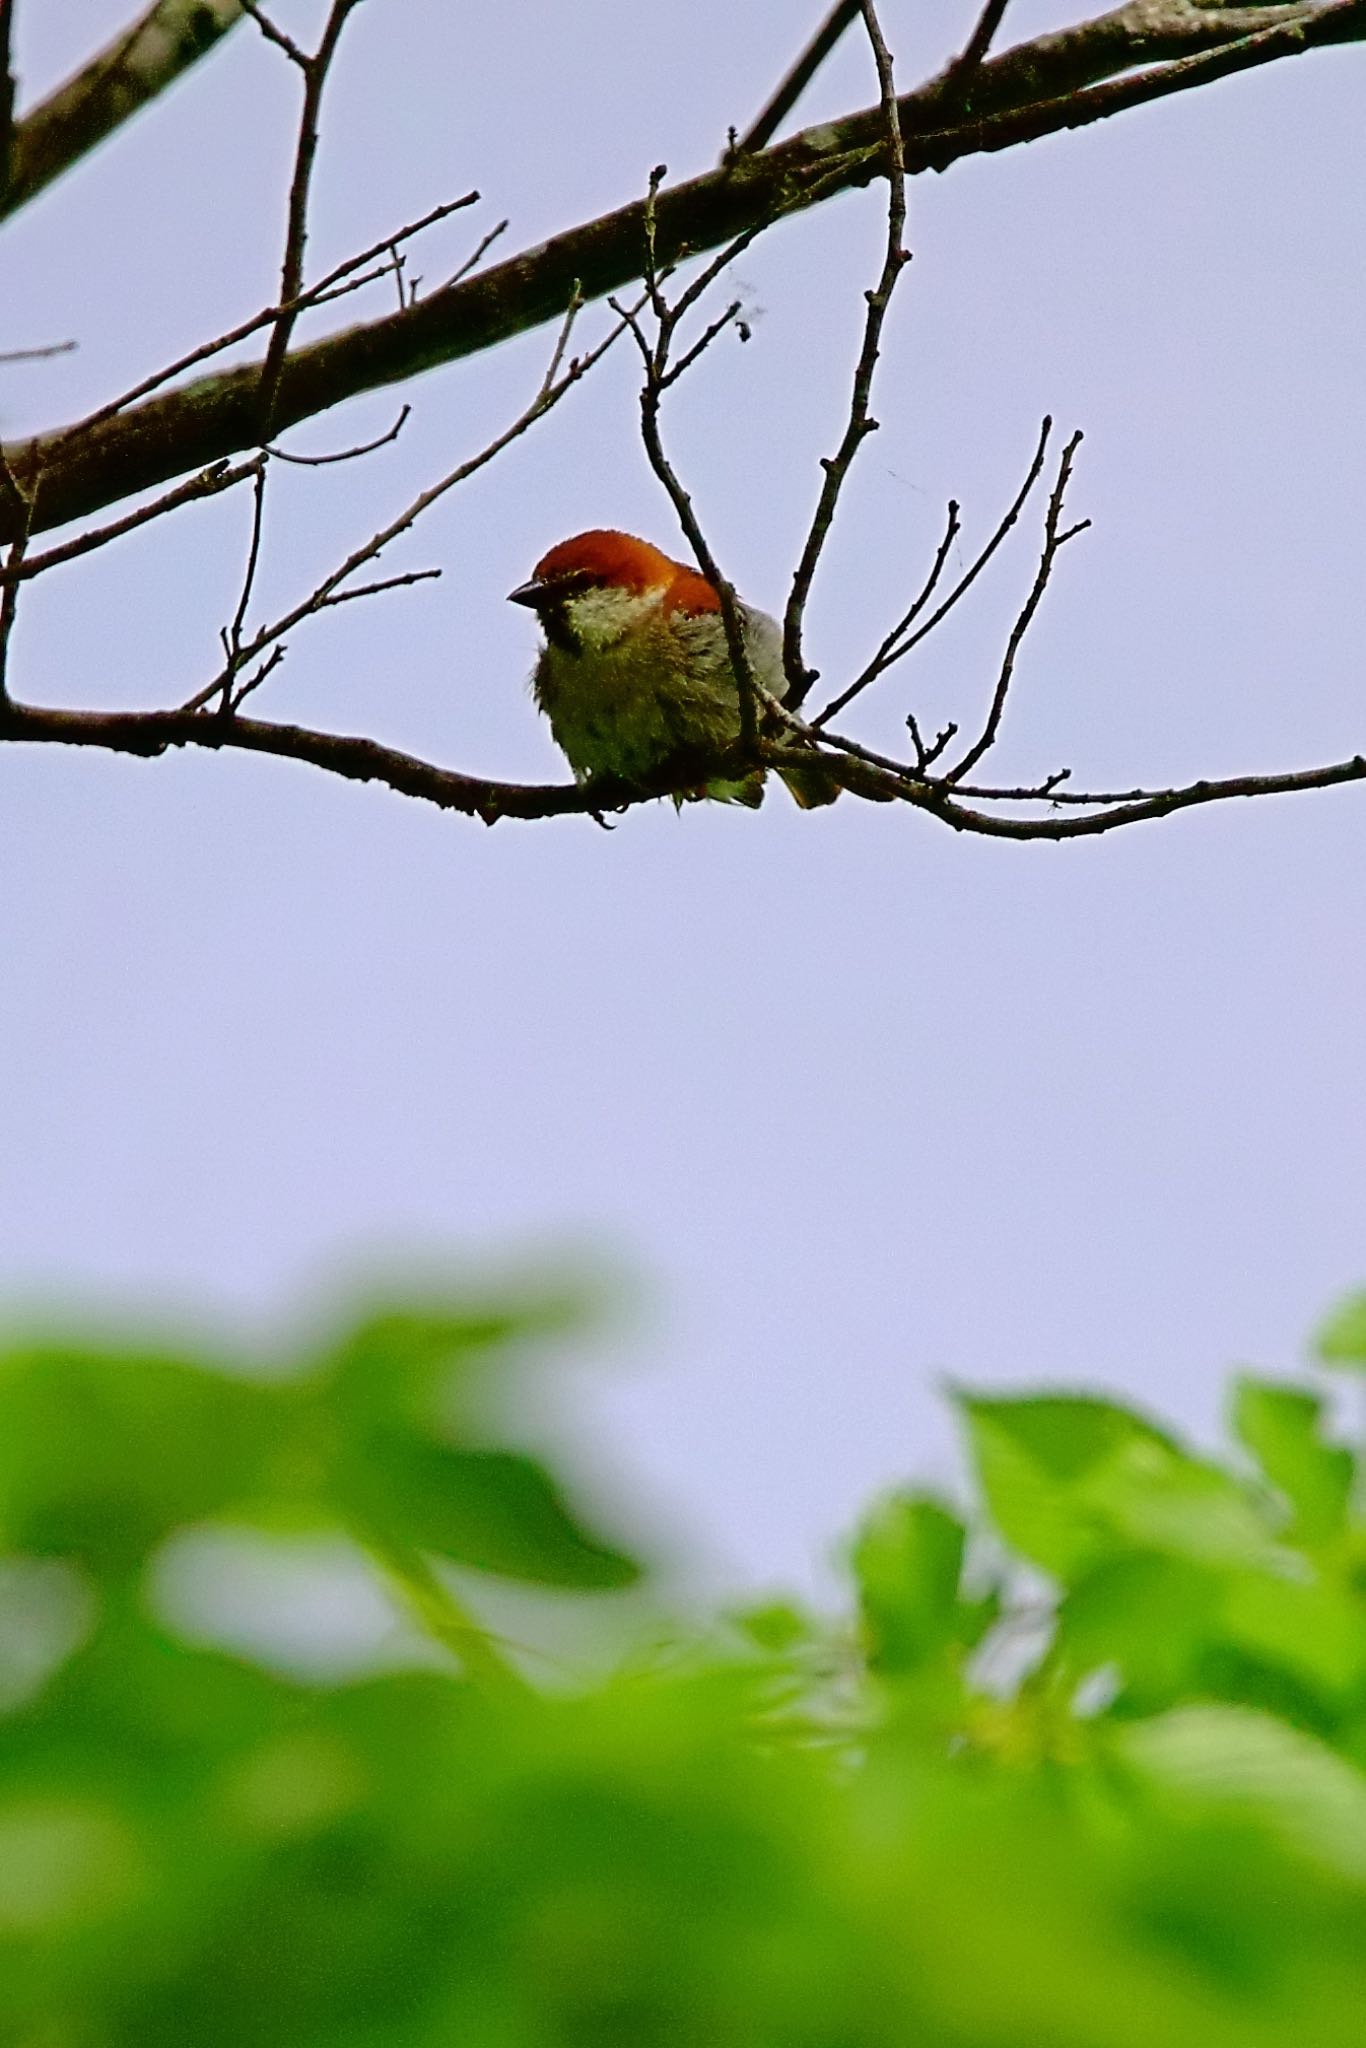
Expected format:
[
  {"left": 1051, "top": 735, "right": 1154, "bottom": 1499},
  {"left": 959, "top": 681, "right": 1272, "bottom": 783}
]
[{"left": 508, "top": 529, "right": 837, "bottom": 808}]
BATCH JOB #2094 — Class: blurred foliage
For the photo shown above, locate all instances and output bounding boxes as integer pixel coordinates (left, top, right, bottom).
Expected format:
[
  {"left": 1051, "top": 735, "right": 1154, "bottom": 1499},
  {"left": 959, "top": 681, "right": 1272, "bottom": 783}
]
[{"left": 3, "top": 1281, "right": 1366, "bottom": 2046}]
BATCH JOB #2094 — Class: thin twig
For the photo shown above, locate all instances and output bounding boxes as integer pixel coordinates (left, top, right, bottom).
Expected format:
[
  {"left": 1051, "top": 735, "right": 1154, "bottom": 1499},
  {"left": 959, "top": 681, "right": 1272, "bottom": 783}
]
[
  {"left": 216, "top": 461, "right": 271, "bottom": 707},
  {"left": 0, "top": 459, "right": 262, "bottom": 587},
  {"left": 943, "top": 430, "right": 1087, "bottom": 782},
  {"left": 254, "top": 0, "right": 368, "bottom": 437},
  {"left": 313, "top": 566, "right": 441, "bottom": 609},
  {"left": 11, "top": 6, "right": 1362, "bottom": 544},
  {"left": 0, "top": 0, "right": 15, "bottom": 204},
  {"left": 3, "top": 0, "right": 247, "bottom": 226},
  {"left": 0, "top": 537, "right": 25, "bottom": 705},
  {"left": 238, "top": 0, "right": 305, "bottom": 65},
  {"left": 182, "top": 292, "right": 623, "bottom": 713},
  {"left": 226, "top": 641, "right": 287, "bottom": 712},
  {"left": 907, "top": 711, "right": 959, "bottom": 773},
  {"left": 436, "top": 218, "right": 508, "bottom": 291},
  {"left": 944, "top": 0, "right": 1015, "bottom": 92},
  {"left": 812, "top": 417, "right": 1053, "bottom": 728},
  {"left": 265, "top": 405, "right": 409, "bottom": 466},
  {"left": 732, "top": 0, "right": 862, "bottom": 156},
  {"left": 783, "top": 0, "right": 909, "bottom": 708},
  {"left": 0, "top": 340, "right": 77, "bottom": 364},
  {"left": 0, "top": 446, "right": 34, "bottom": 702},
  {"left": 614, "top": 174, "right": 768, "bottom": 754},
  {"left": 659, "top": 301, "right": 745, "bottom": 389},
  {"left": 70, "top": 193, "right": 478, "bottom": 438}
]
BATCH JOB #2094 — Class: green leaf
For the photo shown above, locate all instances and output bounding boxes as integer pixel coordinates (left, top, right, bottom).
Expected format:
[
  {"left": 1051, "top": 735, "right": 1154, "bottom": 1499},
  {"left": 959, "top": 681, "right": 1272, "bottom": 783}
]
[
  {"left": 1314, "top": 1292, "right": 1366, "bottom": 1370},
  {"left": 1119, "top": 1704, "right": 1366, "bottom": 1882},
  {"left": 0, "top": 1345, "right": 278, "bottom": 1575},
  {"left": 1219, "top": 1570, "right": 1366, "bottom": 1703},
  {"left": 341, "top": 1437, "right": 639, "bottom": 1589},
  {"left": 958, "top": 1393, "right": 1280, "bottom": 1583},
  {"left": 1232, "top": 1379, "right": 1353, "bottom": 1545},
  {"left": 851, "top": 1494, "right": 966, "bottom": 1676},
  {"left": 730, "top": 1602, "right": 812, "bottom": 1655},
  {"left": 1057, "top": 1553, "right": 1219, "bottom": 1709},
  {"left": 0, "top": 1796, "right": 141, "bottom": 1933},
  {"left": 314, "top": 1289, "right": 594, "bottom": 1427},
  {"left": 955, "top": 1394, "right": 1140, "bottom": 1578}
]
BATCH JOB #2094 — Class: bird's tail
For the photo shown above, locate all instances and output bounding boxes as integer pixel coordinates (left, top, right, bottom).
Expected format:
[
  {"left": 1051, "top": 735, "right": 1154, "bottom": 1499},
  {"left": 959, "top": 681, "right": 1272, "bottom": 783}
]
[
  {"left": 778, "top": 759, "right": 841, "bottom": 810},
  {"left": 691, "top": 772, "right": 767, "bottom": 808}
]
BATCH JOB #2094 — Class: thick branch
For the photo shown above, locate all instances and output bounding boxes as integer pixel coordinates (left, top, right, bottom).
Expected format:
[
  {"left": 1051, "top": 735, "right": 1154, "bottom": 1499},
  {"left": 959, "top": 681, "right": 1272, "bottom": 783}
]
[
  {"left": 0, "top": 699, "right": 622, "bottom": 821},
  {"left": 3, "top": 1, "right": 1359, "bottom": 540},
  {"left": 3, "top": 0, "right": 244, "bottom": 221},
  {"left": 5, "top": 694, "right": 1365, "bottom": 840}
]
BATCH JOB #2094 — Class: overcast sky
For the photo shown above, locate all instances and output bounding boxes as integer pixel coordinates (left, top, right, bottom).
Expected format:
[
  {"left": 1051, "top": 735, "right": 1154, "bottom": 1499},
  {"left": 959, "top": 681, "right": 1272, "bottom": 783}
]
[{"left": 2, "top": 2, "right": 1364, "bottom": 1597}]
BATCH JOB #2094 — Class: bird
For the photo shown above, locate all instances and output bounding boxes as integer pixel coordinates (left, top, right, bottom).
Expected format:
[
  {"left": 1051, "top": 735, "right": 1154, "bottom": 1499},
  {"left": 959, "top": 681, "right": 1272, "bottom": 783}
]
[{"left": 507, "top": 529, "right": 838, "bottom": 809}]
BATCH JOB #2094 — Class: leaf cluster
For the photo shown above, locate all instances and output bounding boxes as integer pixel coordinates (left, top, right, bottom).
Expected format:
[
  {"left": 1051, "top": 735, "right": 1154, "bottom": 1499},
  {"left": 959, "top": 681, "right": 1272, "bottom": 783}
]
[{"left": 3, "top": 1278, "right": 1366, "bottom": 2044}]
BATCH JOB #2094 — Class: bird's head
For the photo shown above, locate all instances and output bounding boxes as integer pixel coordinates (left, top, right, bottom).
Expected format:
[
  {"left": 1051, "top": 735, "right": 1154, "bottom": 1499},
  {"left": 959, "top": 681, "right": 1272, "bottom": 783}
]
[{"left": 508, "top": 529, "right": 719, "bottom": 653}]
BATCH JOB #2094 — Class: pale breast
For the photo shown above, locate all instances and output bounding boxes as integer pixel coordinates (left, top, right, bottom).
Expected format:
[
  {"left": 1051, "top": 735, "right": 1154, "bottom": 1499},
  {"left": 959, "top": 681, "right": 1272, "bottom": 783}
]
[{"left": 534, "top": 610, "right": 744, "bottom": 784}]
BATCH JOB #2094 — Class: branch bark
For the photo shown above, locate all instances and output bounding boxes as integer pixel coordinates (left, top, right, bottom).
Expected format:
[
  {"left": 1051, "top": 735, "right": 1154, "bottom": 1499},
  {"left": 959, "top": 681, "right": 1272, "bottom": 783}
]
[
  {"left": 3, "top": 1, "right": 1360, "bottom": 541},
  {"left": 2, "top": 0, "right": 244, "bottom": 223},
  {"left": 0, "top": 0, "right": 16, "bottom": 204},
  {"left": 4, "top": 695, "right": 1365, "bottom": 841}
]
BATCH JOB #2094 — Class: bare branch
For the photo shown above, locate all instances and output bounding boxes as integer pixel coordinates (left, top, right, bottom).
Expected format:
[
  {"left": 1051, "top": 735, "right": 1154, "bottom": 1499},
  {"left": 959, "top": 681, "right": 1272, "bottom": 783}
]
[
  {"left": 265, "top": 405, "right": 409, "bottom": 466},
  {"left": 615, "top": 175, "right": 774, "bottom": 755},
  {"left": 237, "top": 0, "right": 305, "bottom": 66},
  {"left": 813, "top": 418, "right": 1052, "bottom": 729},
  {"left": 943, "top": 0, "right": 1016, "bottom": 93},
  {"left": 182, "top": 290, "right": 621, "bottom": 713},
  {"left": 3, "top": 0, "right": 245, "bottom": 223},
  {"left": 943, "top": 430, "right": 1088, "bottom": 782},
  {"left": 731, "top": 0, "right": 862, "bottom": 156},
  {"left": 783, "top": 0, "right": 909, "bottom": 708},
  {"left": 5, "top": 2, "right": 1361, "bottom": 542},
  {"left": 254, "top": 0, "right": 368, "bottom": 437},
  {"left": 216, "top": 459, "right": 271, "bottom": 707},
  {"left": 312, "top": 566, "right": 440, "bottom": 609},
  {"left": 762, "top": 732, "right": 1366, "bottom": 839},
  {"left": 436, "top": 218, "right": 509, "bottom": 292},
  {"left": 0, "top": 439, "right": 36, "bottom": 700},
  {"left": 224, "top": 640, "right": 287, "bottom": 712},
  {"left": 71, "top": 192, "right": 478, "bottom": 438},
  {"left": 0, "top": 457, "right": 262, "bottom": 586},
  {"left": 0, "top": 0, "right": 17, "bottom": 201},
  {"left": 907, "top": 711, "right": 959, "bottom": 774},
  {"left": 0, "top": 531, "right": 25, "bottom": 705},
  {"left": 658, "top": 301, "right": 745, "bottom": 391},
  {"left": 5, "top": 689, "right": 1366, "bottom": 841},
  {"left": 0, "top": 340, "right": 77, "bottom": 364}
]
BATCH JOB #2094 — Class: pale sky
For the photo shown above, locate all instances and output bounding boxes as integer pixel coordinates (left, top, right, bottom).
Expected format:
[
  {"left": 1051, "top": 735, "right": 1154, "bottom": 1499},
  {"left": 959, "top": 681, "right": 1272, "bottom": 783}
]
[{"left": 2, "top": 2, "right": 1364, "bottom": 1595}]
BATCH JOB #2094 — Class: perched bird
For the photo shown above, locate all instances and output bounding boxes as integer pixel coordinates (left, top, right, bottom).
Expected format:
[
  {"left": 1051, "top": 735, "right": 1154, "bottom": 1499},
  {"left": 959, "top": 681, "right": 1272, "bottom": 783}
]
[{"left": 508, "top": 529, "right": 837, "bottom": 808}]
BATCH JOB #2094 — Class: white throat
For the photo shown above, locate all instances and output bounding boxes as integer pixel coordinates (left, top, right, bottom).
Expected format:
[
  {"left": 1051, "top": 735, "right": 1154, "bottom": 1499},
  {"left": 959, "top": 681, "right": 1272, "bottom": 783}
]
[{"left": 563, "top": 583, "right": 664, "bottom": 652}]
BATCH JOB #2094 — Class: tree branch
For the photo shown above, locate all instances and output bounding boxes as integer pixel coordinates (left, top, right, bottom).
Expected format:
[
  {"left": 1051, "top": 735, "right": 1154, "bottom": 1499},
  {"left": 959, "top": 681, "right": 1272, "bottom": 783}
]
[
  {"left": 5, "top": 691, "right": 1365, "bottom": 841},
  {"left": 783, "top": 0, "right": 909, "bottom": 707},
  {"left": 2, "top": 0, "right": 244, "bottom": 222},
  {"left": 0, "top": 0, "right": 16, "bottom": 203},
  {"left": 813, "top": 417, "right": 1054, "bottom": 729},
  {"left": 248, "top": 0, "right": 367, "bottom": 436},
  {"left": 942, "top": 430, "right": 1088, "bottom": 782},
  {"left": 732, "top": 0, "right": 862, "bottom": 156},
  {"left": 3, "top": 1, "right": 1359, "bottom": 541},
  {"left": 943, "top": 1, "right": 1016, "bottom": 97}
]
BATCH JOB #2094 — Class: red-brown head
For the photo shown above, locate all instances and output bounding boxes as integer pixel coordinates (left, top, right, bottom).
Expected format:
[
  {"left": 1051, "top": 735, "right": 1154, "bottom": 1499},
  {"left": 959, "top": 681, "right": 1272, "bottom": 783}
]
[{"left": 508, "top": 531, "right": 721, "bottom": 643}]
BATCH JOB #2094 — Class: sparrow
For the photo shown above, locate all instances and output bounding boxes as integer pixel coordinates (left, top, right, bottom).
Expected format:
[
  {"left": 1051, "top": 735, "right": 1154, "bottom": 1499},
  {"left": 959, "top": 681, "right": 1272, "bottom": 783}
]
[{"left": 508, "top": 529, "right": 838, "bottom": 808}]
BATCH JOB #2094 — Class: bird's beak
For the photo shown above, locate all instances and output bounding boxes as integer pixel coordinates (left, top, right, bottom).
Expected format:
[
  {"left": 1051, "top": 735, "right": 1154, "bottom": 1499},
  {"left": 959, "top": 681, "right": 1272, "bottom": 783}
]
[{"left": 507, "top": 577, "right": 545, "bottom": 609}]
